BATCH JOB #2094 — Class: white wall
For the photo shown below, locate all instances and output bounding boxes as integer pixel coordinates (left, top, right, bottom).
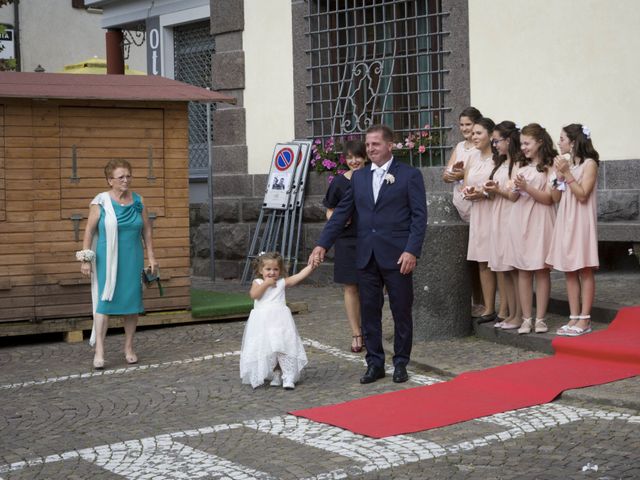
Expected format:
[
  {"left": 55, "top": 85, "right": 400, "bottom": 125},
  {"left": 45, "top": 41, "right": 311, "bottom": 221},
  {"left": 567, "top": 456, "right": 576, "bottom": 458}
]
[
  {"left": 469, "top": 0, "right": 640, "bottom": 160},
  {"left": 243, "top": 0, "right": 296, "bottom": 174},
  {"left": 0, "top": 0, "right": 145, "bottom": 73}
]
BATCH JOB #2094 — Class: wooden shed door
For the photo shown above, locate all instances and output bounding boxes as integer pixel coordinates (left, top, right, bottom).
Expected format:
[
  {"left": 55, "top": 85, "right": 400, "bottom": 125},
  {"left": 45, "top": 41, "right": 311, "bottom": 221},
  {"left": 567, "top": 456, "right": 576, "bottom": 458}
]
[
  {"left": 0, "top": 104, "right": 36, "bottom": 322},
  {"left": 33, "top": 107, "right": 166, "bottom": 319}
]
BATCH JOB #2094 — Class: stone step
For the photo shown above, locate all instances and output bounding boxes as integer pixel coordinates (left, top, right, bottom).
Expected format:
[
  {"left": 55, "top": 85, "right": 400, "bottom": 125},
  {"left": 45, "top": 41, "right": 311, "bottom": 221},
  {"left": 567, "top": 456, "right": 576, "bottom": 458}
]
[{"left": 473, "top": 313, "right": 609, "bottom": 355}]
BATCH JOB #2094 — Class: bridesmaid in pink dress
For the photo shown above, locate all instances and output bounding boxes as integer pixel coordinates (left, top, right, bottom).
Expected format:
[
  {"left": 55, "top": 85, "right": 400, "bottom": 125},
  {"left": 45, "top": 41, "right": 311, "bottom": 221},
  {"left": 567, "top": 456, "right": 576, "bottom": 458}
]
[
  {"left": 442, "top": 107, "right": 485, "bottom": 316},
  {"left": 506, "top": 124, "right": 557, "bottom": 334},
  {"left": 463, "top": 117, "right": 497, "bottom": 322},
  {"left": 443, "top": 107, "right": 483, "bottom": 223},
  {"left": 546, "top": 124, "right": 600, "bottom": 336},
  {"left": 484, "top": 121, "right": 522, "bottom": 329}
]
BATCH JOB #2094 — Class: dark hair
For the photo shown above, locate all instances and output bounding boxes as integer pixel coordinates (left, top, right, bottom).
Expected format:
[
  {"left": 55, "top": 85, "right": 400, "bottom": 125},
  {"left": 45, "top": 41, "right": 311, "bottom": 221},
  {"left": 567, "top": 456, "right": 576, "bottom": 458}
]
[
  {"left": 459, "top": 106, "right": 483, "bottom": 123},
  {"left": 344, "top": 139, "right": 367, "bottom": 160},
  {"left": 562, "top": 124, "right": 600, "bottom": 165},
  {"left": 104, "top": 159, "right": 133, "bottom": 180},
  {"left": 366, "top": 124, "right": 394, "bottom": 142},
  {"left": 518, "top": 123, "right": 558, "bottom": 172},
  {"left": 252, "top": 251, "right": 287, "bottom": 279},
  {"left": 490, "top": 120, "right": 521, "bottom": 179}
]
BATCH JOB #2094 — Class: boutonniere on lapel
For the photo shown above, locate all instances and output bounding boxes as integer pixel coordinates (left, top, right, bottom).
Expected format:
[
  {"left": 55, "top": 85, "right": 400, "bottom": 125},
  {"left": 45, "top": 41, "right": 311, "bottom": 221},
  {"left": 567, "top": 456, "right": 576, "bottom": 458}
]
[{"left": 384, "top": 173, "right": 395, "bottom": 184}]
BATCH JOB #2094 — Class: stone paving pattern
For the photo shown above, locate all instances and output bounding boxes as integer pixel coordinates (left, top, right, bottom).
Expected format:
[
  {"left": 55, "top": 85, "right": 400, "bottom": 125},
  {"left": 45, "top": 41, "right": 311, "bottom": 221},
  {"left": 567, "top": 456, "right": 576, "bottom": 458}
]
[{"left": 1, "top": 274, "right": 639, "bottom": 479}]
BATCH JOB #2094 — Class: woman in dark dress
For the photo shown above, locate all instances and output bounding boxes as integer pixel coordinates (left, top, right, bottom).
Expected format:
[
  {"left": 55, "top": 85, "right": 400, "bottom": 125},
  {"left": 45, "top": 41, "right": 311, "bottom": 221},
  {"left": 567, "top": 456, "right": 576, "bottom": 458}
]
[{"left": 323, "top": 140, "right": 367, "bottom": 352}]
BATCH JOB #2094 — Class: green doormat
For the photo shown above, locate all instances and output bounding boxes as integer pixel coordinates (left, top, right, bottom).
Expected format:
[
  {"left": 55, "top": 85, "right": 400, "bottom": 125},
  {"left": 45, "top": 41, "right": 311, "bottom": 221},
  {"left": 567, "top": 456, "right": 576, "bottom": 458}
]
[{"left": 190, "top": 289, "right": 253, "bottom": 319}]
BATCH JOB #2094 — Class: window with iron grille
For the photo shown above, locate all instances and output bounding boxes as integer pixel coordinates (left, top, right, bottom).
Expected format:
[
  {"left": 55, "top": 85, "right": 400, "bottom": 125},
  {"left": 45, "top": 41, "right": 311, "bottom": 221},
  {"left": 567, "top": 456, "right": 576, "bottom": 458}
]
[
  {"left": 174, "top": 20, "right": 215, "bottom": 177},
  {"left": 306, "top": 0, "right": 450, "bottom": 166}
]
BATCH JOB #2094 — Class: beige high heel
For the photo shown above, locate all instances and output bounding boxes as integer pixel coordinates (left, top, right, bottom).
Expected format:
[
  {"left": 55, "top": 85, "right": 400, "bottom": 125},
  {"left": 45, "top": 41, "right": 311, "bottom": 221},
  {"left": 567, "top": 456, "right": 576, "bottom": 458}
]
[
  {"left": 93, "top": 355, "right": 105, "bottom": 370},
  {"left": 518, "top": 317, "right": 533, "bottom": 335}
]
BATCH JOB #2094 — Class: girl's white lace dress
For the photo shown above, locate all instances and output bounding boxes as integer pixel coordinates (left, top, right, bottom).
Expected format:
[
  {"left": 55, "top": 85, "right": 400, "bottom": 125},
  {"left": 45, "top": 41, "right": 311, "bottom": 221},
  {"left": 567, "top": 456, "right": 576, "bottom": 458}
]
[{"left": 239, "top": 278, "right": 308, "bottom": 388}]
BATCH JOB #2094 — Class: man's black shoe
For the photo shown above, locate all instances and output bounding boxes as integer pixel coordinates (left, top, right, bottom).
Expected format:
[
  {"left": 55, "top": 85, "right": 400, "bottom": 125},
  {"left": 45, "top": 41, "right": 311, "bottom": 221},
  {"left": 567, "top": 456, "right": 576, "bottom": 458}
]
[
  {"left": 392, "top": 365, "right": 409, "bottom": 383},
  {"left": 360, "top": 365, "right": 385, "bottom": 384}
]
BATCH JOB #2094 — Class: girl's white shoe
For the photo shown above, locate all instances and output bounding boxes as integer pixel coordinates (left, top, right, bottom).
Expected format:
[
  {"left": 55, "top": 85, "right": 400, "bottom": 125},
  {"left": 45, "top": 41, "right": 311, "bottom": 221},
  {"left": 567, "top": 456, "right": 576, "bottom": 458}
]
[{"left": 270, "top": 371, "right": 282, "bottom": 386}]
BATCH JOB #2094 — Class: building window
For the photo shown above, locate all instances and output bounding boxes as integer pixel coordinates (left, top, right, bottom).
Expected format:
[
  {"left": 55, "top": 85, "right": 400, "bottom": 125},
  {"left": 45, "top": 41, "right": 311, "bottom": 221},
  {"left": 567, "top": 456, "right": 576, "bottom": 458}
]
[
  {"left": 174, "top": 21, "right": 216, "bottom": 178},
  {"left": 306, "top": 0, "right": 449, "bottom": 166}
]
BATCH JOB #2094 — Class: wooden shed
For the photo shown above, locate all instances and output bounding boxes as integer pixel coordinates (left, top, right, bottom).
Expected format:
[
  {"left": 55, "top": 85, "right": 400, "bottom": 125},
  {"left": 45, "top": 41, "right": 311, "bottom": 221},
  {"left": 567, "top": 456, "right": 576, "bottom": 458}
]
[{"left": 0, "top": 72, "right": 234, "bottom": 336}]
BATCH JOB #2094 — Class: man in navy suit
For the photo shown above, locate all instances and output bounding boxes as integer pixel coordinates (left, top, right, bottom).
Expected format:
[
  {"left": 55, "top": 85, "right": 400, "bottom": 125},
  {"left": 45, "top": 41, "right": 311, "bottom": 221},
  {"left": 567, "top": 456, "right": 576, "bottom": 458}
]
[{"left": 309, "top": 124, "right": 427, "bottom": 384}]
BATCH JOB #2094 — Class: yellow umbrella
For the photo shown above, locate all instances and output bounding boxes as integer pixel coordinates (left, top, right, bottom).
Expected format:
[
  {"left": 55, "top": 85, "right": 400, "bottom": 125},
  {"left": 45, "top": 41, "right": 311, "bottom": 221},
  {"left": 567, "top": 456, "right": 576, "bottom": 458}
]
[{"left": 62, "top": 57, "right": 146, "bottom": 75}]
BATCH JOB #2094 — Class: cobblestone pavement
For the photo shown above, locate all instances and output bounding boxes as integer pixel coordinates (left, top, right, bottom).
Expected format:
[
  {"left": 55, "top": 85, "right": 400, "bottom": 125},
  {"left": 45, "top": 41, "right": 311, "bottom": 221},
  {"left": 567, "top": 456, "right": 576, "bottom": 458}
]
[{"left": 1, "top": 280, "right": 639, "bottom": 479}]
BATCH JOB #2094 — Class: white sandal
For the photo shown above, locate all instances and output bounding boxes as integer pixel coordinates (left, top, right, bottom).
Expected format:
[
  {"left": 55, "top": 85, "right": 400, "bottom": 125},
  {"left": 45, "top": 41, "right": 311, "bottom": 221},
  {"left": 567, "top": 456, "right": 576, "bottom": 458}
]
[
  {"left": 565, "top": 315, "right": 592, "bottom": 337},
  {"left": 556, "top": 315, "right": 579, "bottom": 336}
]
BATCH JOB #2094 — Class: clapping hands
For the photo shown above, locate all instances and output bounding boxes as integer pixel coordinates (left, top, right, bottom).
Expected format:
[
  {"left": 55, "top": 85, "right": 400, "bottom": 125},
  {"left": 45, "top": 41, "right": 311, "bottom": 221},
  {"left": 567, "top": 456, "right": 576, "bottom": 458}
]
[{"left": 484, "top": 179, "right": 499, "bottom": 194}]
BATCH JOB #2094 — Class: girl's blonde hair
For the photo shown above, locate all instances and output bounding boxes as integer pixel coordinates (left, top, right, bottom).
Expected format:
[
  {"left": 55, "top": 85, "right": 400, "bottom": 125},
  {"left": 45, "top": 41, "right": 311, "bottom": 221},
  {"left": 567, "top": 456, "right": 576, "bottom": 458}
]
[{"left": 252, "top": 251, "right": 287, "bottom": 279}]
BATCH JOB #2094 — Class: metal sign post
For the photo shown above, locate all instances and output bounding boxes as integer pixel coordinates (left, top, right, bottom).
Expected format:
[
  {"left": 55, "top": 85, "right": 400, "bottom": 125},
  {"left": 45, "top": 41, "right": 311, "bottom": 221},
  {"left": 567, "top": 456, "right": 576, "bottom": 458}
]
[{"left": 241, "top": 141, "right": 311, "bottom": 284}]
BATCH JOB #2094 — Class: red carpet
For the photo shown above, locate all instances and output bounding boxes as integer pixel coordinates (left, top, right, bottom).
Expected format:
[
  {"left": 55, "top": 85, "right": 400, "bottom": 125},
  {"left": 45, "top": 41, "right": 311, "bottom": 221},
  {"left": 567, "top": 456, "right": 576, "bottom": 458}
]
[{"left": 291, "top": 307, "right": 640, "bottom": 438}]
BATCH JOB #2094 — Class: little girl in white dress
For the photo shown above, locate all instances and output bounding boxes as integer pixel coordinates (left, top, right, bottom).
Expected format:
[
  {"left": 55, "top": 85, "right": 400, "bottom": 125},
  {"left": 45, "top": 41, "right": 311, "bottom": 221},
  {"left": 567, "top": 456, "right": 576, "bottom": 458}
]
[{"left": 240, "top": 252, "right": 316, "bottom": 390}]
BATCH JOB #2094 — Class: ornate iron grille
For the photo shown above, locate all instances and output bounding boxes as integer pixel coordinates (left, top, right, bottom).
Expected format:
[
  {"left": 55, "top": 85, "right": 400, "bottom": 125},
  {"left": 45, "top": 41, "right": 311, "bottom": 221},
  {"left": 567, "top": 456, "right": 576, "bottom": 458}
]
[
  {"left": 174, "top": 21, "right": 216, "bottom": 177},
  {"left": 306, "top": 0, "right": 450, "bottom": 166}
]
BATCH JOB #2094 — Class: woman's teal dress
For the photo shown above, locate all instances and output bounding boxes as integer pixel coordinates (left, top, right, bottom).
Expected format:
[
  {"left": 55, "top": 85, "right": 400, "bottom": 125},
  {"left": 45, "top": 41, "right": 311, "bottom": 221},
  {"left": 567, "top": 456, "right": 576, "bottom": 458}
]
[{"left": 95, "top": 192, "right": 145, "bottom": 315}]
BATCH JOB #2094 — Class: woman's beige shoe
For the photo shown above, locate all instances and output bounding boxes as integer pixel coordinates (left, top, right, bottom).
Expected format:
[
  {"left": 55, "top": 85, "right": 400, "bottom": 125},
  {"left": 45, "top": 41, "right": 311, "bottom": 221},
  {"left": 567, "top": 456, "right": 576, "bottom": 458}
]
[
  {"left": 518, "top": 318, "right": 533, "bottom": 335},
  {"left": 534, "top": 318, "right": 548, "bottom": 333}
]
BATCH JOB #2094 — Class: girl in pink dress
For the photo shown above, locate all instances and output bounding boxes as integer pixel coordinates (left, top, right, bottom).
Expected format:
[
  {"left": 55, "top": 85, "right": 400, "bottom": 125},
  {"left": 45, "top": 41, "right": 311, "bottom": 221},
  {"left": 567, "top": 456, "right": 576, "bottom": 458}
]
[
  {"left": 546, "top": 124, "right": 599, "bottom": 336},
  {"left": 442, "top": 107, "right": 485, "bottom": 317},
  {"left": 443, "top": 107, "right": 483, "bottom": 223},
  {"left": 484, "top": 121, "right": 522, "bottom": 329},
  {"left": 506, "top": 124, "right": 557, "bottom": 334},
  {"left": 463, "top": 117, "right": 497, "bottom": 321}
]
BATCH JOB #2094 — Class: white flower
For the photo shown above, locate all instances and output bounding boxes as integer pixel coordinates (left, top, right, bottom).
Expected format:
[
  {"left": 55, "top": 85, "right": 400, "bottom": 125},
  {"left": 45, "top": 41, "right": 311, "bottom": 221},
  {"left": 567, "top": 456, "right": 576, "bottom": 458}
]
[
  {"left": 582, "top": 125, "right": 591, "bottom": 138},
  {"left": 75, "top": 249, "right": 95, "bottom": 262},
  {"left": 384, "top": 173, "right": 395, "bottom": 184}
]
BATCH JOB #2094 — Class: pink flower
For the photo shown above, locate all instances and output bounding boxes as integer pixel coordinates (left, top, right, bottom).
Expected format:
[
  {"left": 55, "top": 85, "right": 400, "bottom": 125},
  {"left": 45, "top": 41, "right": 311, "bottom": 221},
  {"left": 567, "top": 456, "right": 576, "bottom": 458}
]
[
  {"left": 328, "top": 175, "right": 335, "bottom": 183},
  {"left": 418, "top": 145, "right": 426, "bottom": 153},
  {"left": 339, "top": 154, "right": 346, "bottom": 164},
  {"left": 406, "top": 141, "right": 415, "bottom": 149},
  {"left": 396, "top": 143, "right": 404, "bottom": 149},
  {"left": 314, "top": 138, "right": 322, "bottom": 145},
  {"left": 424, "top": 124, "right": 431, "bottom": 130},
  {"left": 421, "top": 131, "right": 429, "bottom": 138},
  {"left": 322, "top": 159, "right": 336, "bottom": 169}
]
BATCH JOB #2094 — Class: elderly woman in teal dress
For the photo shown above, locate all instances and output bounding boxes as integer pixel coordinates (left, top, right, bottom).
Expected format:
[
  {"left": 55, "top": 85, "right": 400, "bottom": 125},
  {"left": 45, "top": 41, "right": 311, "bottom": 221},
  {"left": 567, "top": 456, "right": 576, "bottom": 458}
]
[{"left": 78, "top": 159, "right": 158, "bottom": 369}]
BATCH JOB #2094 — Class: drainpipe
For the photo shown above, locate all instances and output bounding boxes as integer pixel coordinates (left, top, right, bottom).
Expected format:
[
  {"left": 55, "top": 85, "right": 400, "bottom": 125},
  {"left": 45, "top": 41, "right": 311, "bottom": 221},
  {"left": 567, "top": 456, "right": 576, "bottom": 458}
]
[
  {"left": 13, "top": 0, "right": 20, "bottom": 71},
  {"left": 105, "top": 28, "right": 124, "bottom": 74}
]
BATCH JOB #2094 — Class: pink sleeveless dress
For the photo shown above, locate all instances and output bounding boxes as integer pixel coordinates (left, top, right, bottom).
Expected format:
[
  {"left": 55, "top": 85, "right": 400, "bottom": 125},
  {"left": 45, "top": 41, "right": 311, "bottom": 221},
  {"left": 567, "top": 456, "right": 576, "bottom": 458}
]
[
  {"left": 488, "top": 162, "right": 515, "bottom": 272},
  {"left": 546, "top": 160, "right": 599, "bottom": 271},
  {"left": 451, "top": 141, "right": 478, "bottom": 223},
  {"left": 466, "top": 153, "right": 495, "bottom": 262},
  {"left": 505, "top": 164, "right": 556, "bottom": 271}
]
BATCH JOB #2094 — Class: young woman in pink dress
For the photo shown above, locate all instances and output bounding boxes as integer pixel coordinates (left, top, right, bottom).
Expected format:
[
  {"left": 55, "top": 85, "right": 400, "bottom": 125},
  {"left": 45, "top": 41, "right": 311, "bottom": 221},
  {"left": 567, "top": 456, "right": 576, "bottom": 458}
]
[
  {"left": 443, "top": 107, "right": 485, "bottom": 317},
  {"left": 484, "top": 121, "right": 522, "bottom": 329},
  {"left": 462, "top": 117, "right": 497, "bottom": 322},
  {"left": 546, "top": 124, "right": 599, "bottom": 336},
  {"left": 506, "top": 124, "right": 557, "bottom": 334},
  {"left": 443, "top": 107, "right": 483, "bottom": 223}
]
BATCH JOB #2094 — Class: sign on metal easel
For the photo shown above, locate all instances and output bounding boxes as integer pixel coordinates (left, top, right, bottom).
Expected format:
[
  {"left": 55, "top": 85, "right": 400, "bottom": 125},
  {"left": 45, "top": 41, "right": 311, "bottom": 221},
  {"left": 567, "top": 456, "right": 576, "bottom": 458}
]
[{"left": 241, "top": 141, "right": 312, "bottom": 284}]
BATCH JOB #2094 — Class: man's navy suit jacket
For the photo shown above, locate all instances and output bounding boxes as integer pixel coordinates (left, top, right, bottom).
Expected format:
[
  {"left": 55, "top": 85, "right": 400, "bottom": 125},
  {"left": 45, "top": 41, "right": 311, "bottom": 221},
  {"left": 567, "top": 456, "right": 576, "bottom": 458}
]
[{"left": 318, "top": 159, "right": 427, "bottom": 270}]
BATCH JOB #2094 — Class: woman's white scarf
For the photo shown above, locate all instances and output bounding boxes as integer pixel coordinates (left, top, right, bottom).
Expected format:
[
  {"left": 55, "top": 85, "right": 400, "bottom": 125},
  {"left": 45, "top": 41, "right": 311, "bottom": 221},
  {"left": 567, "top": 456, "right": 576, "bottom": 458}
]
[{"left": 89, "top": 192, "right": 118, "bottom": 346}]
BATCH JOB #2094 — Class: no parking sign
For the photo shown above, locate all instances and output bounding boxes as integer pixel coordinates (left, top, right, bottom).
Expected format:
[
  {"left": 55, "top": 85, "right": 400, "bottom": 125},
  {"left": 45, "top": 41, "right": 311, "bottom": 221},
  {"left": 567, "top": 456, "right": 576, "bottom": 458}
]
[{"left": 263, "top": 143, "right": 301, "bottom": 210}]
